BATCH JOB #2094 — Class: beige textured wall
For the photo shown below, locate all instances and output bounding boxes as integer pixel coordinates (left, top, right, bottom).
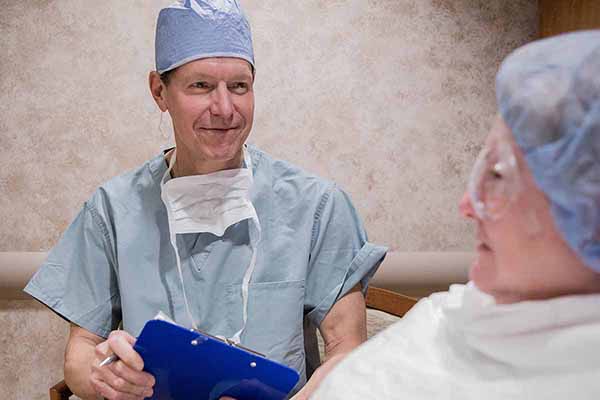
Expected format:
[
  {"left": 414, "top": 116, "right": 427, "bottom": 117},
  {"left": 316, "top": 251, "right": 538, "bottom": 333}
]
[{"left": 0, "top": 0, "right": 537, "bottom": 398}]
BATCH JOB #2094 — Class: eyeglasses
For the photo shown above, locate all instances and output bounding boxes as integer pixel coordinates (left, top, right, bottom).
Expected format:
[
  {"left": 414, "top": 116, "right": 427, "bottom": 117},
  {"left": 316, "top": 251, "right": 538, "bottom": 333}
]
[{"left": 467, "top": 138, "right": 522, "bottom": 220}]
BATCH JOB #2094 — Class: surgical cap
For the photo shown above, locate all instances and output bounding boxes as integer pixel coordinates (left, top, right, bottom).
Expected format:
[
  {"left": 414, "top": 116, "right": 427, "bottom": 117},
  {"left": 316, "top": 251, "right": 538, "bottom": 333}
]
[
  {"left": 496, "top": 30, "right": 600, "bottom": 273},
  {"left": 155, "top": 0, "right": 254, "bottom": 74}
]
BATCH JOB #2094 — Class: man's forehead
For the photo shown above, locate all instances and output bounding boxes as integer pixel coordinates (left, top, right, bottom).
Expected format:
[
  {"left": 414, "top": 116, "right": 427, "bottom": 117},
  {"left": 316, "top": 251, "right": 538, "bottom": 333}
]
[{"left": 175, "top": 57, "right": 253, "bottom": 79}]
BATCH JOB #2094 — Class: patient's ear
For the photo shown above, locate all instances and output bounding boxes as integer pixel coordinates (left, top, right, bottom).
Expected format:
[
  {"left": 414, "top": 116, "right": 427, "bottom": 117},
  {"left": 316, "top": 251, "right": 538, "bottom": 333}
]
[{"left": 149, "top": 71, "right": 168, "bottom": 112}]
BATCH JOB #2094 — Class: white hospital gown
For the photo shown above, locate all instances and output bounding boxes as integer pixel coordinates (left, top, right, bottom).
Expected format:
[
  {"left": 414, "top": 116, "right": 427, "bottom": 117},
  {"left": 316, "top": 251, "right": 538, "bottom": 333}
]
[{"left": 312, "top": 283, "right": 600, "bottom": 399}]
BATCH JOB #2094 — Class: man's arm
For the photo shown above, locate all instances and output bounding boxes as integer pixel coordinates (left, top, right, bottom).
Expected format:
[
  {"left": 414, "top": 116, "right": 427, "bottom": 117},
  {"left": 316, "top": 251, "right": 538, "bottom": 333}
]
[
  {"left": 293, "top": 283, "right": 367, "bottom": 399},
  {"left": 221, "top": 284, "right": 366, "bottom": 400},
  {"left": 65, "top": 324, "right": 155, "bottom": 400},
  {"left": 64, "top": 324, "right": 103, "bottom": 399}
]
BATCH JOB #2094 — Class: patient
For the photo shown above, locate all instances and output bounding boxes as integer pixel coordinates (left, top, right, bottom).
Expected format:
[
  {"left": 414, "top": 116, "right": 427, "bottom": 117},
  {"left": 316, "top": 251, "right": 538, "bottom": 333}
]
[{"left": 312, "top": 30, "right": 600, "bottom": 399}]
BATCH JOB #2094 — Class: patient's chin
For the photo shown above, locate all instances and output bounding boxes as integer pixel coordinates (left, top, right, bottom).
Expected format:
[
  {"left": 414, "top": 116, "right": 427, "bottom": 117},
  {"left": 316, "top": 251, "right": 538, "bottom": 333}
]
[{"left": 469, "top": 253, "right": 496, "bottom": 291}]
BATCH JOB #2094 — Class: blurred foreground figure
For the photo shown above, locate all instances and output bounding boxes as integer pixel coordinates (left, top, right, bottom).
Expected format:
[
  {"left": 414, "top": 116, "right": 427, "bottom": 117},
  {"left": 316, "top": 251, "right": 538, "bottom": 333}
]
[{"left": 312, "top": 30, "right": 600, "bottom": 400}]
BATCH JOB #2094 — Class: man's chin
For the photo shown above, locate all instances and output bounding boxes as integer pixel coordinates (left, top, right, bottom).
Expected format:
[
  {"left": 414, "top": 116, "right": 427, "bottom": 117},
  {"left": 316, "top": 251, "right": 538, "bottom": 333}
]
[{"left": 201, "top": 143, "right": 245, "bottom": 164}]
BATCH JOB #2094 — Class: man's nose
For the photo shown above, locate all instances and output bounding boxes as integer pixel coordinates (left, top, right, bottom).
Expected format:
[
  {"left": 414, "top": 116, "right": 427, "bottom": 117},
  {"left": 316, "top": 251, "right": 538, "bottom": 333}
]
[
  {"left": 210, "top": 82, "right": 234, "bottom": 119},
  {"left": 459, "top": 191, "right": 476, "bottom": 220}
]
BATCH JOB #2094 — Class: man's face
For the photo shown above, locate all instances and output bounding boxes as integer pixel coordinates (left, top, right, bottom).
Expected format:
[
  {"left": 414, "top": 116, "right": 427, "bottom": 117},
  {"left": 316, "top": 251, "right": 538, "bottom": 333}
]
[{"left": 159, "top": 57, "right": 254, "bottom": 165}]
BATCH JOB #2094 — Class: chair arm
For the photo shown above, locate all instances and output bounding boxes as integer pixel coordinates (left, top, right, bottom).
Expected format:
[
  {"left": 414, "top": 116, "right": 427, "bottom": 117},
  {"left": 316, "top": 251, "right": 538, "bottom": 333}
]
[
  {"left": 49, "top": 379, "right": 72, "bottom": 400},
  {"left": 366, "top": 287, "right": 417, "bottom": 317}
]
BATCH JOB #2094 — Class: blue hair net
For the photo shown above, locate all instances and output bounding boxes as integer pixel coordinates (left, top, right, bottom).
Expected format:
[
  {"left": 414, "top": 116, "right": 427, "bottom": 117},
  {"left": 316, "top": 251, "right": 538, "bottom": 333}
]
[
  {"left": 496, "top": 30, "right": 600, "bottom": 273},
  {"left": 155, "top": 0, "right": 254, "bottom": 74}
]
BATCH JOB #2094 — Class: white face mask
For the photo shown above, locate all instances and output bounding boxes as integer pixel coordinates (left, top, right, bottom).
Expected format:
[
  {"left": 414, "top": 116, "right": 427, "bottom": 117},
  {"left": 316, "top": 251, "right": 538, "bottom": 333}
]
[{"left": 160, "top": 147, "right": 261, "bottom": 344}]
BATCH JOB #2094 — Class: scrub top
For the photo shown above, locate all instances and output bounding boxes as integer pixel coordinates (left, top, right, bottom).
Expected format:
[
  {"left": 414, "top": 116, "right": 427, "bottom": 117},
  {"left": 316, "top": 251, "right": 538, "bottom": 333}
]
[{"left": 25, "top": 145, "right": 387, "bottom": 390}]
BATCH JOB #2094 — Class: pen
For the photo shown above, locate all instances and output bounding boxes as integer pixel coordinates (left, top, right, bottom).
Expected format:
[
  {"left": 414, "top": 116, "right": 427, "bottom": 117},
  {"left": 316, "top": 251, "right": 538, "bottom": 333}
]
[{"left": 99, "top": 354, "right": 119, "bottom": 367}]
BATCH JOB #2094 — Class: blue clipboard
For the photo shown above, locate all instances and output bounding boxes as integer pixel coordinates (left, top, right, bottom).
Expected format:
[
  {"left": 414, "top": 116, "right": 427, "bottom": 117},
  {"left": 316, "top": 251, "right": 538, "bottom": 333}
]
[{"left": 133, "top": 319, "right": 300, "bottom": 400}]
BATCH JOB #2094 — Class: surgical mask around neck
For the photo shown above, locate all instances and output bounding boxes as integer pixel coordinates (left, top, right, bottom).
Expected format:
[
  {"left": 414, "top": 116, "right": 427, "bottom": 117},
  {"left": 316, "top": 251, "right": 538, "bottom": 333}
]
[{"left": 160, "top": 148, "right": 261, "bottom": 344}]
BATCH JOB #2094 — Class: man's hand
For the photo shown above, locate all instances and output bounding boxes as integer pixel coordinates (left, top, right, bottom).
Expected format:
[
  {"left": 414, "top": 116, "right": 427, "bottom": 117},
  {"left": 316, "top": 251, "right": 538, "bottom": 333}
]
[
  {"left": 65, "top": 325, "right": 155, "bottom": 400},
  {"left": 90, "top": 330, "right": 156, "bottom": 399}
]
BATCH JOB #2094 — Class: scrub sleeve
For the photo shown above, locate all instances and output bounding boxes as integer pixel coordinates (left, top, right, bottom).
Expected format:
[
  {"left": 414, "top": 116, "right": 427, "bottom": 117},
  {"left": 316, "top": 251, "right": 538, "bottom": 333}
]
[
  {"left": 304, "top": 186, "right": 387, "bottom": 327},
  {"left": 24, "top": 191, "right": 120, "bottom": 338}
]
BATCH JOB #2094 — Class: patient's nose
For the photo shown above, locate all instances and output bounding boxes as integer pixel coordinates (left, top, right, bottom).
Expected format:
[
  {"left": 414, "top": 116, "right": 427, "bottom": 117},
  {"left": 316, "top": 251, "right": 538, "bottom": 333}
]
[{"left": 459, "top": 191, "right": 476, "bottom": 220}]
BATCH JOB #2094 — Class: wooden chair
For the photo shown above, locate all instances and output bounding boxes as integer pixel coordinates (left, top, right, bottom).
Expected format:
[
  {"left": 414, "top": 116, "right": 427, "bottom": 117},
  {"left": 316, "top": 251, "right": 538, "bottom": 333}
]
[
  {"left": 48, "top": 287, "right": 417, "bottom": 399},
  {"left": 49, "top": 380, "right": 72, "bottom": 400},
  {"left": 365, "top": 286, "right": 417, "bottom": 317}
]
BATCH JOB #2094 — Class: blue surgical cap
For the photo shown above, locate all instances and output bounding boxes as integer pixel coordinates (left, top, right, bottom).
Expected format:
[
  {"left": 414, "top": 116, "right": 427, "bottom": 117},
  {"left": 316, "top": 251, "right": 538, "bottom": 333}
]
[
  {"left": 496, "top": 30, "right": 600, "bottom": 273},
  {"left": 155, "top": 0, "right": 255, "bottom": 74}
]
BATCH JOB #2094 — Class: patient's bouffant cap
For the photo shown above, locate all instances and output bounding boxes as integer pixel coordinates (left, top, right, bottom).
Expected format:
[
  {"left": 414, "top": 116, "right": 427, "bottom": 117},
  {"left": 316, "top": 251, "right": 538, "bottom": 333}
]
[{"left": 496, "top": 30, "right": 600, "bottom": 273}]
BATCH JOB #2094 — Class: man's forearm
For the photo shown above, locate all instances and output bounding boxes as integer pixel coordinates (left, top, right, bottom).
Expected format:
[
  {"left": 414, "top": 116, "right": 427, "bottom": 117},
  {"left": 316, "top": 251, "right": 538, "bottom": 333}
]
[
  {"left": 293, "top": 284, "right": 367, "bottom": 399},
  {"left": 64, "top": 329, "right": 101, "bottom": 399}
]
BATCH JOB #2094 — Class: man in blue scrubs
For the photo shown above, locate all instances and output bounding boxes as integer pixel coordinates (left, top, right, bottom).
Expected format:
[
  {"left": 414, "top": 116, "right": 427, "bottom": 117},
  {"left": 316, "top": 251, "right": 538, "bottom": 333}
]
[{"left": 24, "top": 1, "right": 386, "bottom": 399}]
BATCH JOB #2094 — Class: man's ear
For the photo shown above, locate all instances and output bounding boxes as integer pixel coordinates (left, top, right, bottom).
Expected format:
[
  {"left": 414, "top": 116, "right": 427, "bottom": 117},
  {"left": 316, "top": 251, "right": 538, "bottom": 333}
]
[{"left": 149, "top": 71, "right": 168, "bottom": 112}]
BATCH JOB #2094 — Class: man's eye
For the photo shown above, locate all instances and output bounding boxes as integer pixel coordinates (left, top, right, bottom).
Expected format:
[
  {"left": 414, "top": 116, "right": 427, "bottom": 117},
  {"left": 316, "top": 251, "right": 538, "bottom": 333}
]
[
  {"left": 229, "top": 82, "right": 249, "bottom": 94},
  {"left": 191, "top": 81, "right": 211, "bottom": 89}
]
